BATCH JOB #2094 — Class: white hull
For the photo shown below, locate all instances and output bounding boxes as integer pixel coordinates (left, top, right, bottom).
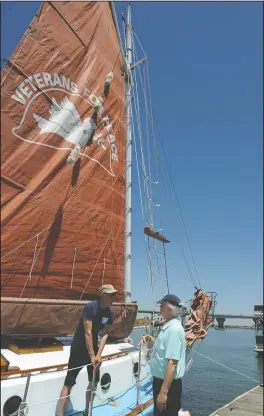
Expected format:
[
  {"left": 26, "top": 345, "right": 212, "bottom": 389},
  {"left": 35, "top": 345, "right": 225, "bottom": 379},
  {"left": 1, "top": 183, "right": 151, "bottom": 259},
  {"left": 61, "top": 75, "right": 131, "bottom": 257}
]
[{"left": 1, "top": 342, "right": 149, "bottom": 416}]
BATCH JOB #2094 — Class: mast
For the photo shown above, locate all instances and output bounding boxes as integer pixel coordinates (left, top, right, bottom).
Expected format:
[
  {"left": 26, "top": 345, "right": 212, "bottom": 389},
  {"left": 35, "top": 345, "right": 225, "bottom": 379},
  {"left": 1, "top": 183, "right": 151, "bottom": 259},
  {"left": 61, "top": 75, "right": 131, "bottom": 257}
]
[{"left": 124, "top": 2, "right": 133, "bottom": 303}]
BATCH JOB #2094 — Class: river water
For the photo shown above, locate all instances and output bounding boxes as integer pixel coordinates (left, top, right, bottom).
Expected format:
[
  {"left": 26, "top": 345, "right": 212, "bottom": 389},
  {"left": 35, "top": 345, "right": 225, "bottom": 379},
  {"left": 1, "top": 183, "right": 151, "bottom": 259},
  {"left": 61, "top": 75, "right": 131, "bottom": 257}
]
[{"left": 131, "top": 327, "right": 263, "bottom": 416}]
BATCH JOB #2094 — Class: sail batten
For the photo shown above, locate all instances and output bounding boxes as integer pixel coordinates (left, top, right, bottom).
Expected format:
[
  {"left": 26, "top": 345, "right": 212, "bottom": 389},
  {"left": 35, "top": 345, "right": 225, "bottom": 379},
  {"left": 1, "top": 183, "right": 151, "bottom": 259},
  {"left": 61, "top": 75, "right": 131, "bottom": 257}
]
[{"left": 1, "top": 2, "right": 126, "bottom": 310}]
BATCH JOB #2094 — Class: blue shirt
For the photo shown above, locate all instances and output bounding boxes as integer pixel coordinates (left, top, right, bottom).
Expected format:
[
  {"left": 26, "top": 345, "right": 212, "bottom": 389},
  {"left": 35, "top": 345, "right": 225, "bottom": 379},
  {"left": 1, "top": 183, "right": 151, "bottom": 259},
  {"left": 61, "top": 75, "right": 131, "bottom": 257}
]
[
  {"left": 72, "top": 300, "right": 114, "bottom": 353},
  {"left": 150, "top": 317, "right": 186, "bottom": 380}
]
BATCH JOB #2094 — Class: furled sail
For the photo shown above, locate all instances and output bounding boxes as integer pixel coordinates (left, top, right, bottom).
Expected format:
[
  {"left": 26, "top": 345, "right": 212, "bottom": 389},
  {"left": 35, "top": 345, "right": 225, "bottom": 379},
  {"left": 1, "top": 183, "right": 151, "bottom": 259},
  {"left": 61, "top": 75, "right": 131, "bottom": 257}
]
[{"left": 1, "top": 2, "right": 126, "bottom": 307}]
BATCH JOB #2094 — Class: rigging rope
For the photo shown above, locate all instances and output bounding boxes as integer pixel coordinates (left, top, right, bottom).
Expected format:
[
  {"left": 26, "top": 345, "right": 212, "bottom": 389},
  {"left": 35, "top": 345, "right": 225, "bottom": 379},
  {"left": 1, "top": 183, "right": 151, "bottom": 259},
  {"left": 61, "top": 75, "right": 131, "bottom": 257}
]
[
  {"left": 131, "top": 111, "right": 145, "bottom": 220},
  {"left": 145, "top": 38, "right": 202, "bottom": 290},
  {"left": 28, "top": 233, "right": 40, "bottom": 280},
  {"left": 132, "top": 30, "right": 201, "bottom": 290},
  {"left": 163, "top": 243, "right": 170, "bottom": 294},
  {"left": 181, "top": 247, "right": 198, "bottom": 289},
  {"left": 132, "top": 37, "right": 164, "bottom": 281},
  {"left": 20, "top": 233, "right": 40, "bottom": 298},
  {"left": 132, "top": 36, "right": 153, "bottom": 227},
  {"left": 18, "top": 368, "right": 152, "bottom": 409},
  {"left": 79, "top": 230, "right": 112, "bottom": 300},
  {"left": 132, "top": 106, "right": 158, "bottom": 311},
  {"left": 132, "top": 104, "right": 158, "bottom": 311},
  {"left": 195, "top": 351, "right": 260, "bottom": 384},
  {"left": 70, "top": 248, "right": 78, "bottom": 289},
  {"left": 132, "top": 32, "right": 172, "bottom": 309}
]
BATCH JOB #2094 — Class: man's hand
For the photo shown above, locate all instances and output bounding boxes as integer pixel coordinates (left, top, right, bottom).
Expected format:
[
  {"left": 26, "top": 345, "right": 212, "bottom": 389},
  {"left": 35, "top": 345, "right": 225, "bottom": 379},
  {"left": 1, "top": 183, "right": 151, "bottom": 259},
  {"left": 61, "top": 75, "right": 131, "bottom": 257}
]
[
  {"left": 92, "top": 354, "right": 102, "bottom": 369},
  {"left": 139, "top": 334, "right": 154, "bottom": 345},
  {"left": 157, "top": 390, "right": 168, "bottom": 412}
]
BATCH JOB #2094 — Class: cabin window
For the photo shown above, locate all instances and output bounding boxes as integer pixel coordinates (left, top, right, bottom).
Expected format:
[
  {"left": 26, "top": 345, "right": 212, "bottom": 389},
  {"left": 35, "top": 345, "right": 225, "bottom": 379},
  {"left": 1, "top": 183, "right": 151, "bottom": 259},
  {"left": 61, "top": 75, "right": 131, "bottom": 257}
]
[
  {"left": 100, "top": 373, "right": 111, "bottom": 392},
  {"left": 3, "top": 396, "right": 22, "bottom": 416},
  {"left": 133, "top": 362, "right": 139, "bottom": 376}
]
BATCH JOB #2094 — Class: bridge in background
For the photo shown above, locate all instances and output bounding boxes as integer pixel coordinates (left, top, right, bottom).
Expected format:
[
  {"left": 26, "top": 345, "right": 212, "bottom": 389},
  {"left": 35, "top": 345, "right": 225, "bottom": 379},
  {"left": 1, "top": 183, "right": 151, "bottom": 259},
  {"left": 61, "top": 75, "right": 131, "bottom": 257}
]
[
  {"left": 137, "top": 310, "right": 255, "bottom": 329},
  {"left": 214, "top": 314, "right": 255, "bottom": 328},
  {"left": 214, "top": 314, "right": 254, "bottom": 319}
]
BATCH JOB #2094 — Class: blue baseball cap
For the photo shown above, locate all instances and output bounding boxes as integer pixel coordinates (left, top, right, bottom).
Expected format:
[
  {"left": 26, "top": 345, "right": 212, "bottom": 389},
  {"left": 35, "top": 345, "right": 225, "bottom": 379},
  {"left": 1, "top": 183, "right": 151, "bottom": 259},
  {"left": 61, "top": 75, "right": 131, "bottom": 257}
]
[{"left": 157, "top": 294, "right": 183, "bottom": 307}]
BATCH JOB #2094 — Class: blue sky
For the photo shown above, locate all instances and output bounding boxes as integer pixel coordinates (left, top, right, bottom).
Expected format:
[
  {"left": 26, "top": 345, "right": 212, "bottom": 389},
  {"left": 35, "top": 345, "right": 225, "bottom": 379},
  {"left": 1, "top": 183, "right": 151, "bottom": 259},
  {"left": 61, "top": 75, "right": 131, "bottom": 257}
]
[{"left": 1, "top": 2, "right": 262, "bottom": 320}]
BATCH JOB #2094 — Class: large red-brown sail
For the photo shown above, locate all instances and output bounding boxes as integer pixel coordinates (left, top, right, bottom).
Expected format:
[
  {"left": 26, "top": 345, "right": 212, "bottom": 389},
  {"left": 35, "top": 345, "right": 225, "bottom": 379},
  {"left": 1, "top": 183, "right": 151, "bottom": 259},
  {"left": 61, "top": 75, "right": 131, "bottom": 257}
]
[{"left": 1, "top": 2, "right": 126, "bottom": 302}]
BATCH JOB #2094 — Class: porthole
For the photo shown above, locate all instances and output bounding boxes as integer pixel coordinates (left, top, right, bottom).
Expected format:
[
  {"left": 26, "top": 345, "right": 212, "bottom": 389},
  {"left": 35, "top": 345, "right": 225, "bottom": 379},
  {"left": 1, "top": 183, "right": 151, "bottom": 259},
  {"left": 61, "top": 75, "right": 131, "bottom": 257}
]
[
  {"left": 100, "top": 373, "right": 111, "bottom": 392},
  {"left": 133, "top": 362, "right": 139, "bottom": 376},
  {"left": 3, "top": 396, "right": 22, "bottom": 416}
]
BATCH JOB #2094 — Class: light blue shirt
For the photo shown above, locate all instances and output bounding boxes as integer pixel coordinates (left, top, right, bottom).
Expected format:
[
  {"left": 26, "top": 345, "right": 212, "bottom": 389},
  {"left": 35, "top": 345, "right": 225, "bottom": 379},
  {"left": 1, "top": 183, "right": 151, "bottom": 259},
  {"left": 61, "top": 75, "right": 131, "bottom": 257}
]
[{"left": 150, "top": 317, "right": 186, "bottom": 380}]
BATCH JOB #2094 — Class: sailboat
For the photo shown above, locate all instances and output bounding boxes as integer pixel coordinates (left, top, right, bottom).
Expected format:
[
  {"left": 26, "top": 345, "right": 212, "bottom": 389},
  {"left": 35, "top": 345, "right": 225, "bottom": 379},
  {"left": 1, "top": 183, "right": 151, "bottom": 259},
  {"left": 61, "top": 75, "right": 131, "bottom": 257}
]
[{"left": 1, "top": 2, "right": 216, "bottom": 415}]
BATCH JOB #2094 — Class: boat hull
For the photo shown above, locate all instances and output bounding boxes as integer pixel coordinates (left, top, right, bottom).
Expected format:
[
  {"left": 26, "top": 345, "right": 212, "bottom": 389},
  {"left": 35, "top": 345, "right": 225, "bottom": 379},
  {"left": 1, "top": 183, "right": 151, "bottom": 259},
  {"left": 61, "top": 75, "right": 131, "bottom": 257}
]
[{"left": 1, "top": 343, "right": 153, "bottom": 416}]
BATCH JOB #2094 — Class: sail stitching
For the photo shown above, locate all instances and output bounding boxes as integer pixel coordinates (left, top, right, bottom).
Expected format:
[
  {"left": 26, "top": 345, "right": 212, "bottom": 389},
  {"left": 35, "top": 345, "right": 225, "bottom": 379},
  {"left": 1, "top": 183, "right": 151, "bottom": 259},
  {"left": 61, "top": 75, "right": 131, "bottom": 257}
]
[{"left": 48, "top": 2, "right": 87, "bottom": 48}]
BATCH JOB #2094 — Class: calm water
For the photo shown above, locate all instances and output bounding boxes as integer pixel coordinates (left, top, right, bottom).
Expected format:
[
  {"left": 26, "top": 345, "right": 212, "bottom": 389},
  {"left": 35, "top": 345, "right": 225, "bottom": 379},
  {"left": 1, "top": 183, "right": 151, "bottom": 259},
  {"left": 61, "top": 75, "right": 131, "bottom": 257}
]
[{"left": 131, "top": 327, "right": 263, "bottom": 416}]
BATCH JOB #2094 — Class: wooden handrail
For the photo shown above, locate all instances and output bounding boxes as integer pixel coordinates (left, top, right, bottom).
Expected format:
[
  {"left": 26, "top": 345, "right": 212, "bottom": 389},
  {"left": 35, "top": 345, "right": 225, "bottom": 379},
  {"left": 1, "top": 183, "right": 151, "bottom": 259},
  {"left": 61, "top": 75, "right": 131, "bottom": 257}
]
[
  {"left": 1, "top": 298, "right": 137, "bottom": 307},
  {"left": 1, "top": 351, "right": 128, "bottom": 378},
  {"left": 125, "top": 398, "right": 153, "bottom": 415}
]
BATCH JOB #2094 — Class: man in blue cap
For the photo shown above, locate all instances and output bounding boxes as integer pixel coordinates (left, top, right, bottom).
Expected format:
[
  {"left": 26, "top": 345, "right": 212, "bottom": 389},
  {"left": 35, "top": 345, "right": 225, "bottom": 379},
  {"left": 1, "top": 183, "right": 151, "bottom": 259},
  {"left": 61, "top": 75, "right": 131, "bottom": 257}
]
[{"left": 141, "top": 294, "right": 186, "bottom": 415}]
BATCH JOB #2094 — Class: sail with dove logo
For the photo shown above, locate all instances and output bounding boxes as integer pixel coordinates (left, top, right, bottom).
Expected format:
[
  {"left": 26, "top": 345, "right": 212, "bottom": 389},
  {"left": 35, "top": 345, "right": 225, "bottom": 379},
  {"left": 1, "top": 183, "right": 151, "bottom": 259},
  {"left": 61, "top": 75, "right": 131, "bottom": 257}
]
[{"left": 1, "top": 1, "right": 126, "bottom": 305}]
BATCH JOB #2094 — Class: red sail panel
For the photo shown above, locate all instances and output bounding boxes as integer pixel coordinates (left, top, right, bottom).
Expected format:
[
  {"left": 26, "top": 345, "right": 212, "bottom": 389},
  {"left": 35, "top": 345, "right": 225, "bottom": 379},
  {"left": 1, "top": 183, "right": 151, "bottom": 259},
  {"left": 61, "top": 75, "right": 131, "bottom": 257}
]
[{"left": 1, "top": 2, "right": 126, "bottom": 301}]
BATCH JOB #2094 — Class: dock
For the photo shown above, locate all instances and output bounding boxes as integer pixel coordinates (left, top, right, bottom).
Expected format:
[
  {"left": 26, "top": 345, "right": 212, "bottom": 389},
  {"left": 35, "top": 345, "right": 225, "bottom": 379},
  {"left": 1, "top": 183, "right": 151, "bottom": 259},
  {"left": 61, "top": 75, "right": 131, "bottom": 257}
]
[{"left": 209, "top": 385, "right": 263, "bottom": 416}]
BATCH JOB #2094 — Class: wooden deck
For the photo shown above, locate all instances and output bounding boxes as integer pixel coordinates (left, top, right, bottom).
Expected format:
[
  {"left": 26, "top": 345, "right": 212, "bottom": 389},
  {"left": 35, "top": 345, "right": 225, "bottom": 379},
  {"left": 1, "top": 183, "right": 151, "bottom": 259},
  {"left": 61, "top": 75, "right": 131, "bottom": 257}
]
[{"left": 209, "top": 385, "right": 263, "bottom": 416}]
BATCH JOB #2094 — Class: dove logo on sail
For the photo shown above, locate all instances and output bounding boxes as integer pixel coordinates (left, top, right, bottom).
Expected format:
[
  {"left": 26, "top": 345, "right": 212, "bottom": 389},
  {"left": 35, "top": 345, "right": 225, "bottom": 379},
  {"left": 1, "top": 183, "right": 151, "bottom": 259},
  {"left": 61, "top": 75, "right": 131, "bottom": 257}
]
[
  {"left": 33, "top": 96, "right": 97, "bottom": 147},
  {"left": 11, "top": 72, "right": 119, "bottom": 176}
]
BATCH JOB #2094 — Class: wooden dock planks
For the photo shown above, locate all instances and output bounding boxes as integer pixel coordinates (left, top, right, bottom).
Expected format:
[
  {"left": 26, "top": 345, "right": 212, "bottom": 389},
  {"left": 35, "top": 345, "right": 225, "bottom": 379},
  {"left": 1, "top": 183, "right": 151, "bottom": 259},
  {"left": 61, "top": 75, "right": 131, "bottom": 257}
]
[{"left": 209, "top": 385, "right": 263, "bottom": 416}]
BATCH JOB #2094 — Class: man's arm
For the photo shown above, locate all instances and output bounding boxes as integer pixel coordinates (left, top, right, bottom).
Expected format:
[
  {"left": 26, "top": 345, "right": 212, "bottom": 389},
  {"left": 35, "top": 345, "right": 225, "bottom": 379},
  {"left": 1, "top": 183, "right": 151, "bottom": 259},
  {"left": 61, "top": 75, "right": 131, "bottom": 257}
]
[
  {"left": 157, "top": 359, "right": 178, "bottom": 412},
  {"left": 83, "top": 319, "right": 95, "bottom": 359},
  {"left": 161, "top": 358, "right": 177, "bottom": 392},
  {"left": 96, "top": 324, "right": 111, "bottom": 361}
]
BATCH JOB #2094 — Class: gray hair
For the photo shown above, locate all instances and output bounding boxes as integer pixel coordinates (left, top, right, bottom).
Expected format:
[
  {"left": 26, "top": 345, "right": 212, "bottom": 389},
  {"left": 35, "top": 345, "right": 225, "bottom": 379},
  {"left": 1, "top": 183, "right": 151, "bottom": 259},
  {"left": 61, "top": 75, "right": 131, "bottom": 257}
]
[{"left": 166, "top": 302, "right": 182, "bottom": 317}]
